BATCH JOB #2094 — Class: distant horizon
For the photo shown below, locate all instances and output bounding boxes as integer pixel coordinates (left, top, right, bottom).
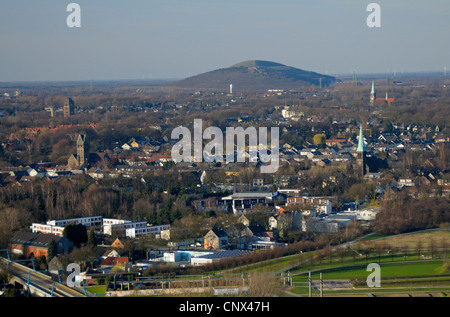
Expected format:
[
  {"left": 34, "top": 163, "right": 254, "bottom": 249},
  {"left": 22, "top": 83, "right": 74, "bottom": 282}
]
[{"left": 0, "top": 68, "right": 447, "bottom": 85}]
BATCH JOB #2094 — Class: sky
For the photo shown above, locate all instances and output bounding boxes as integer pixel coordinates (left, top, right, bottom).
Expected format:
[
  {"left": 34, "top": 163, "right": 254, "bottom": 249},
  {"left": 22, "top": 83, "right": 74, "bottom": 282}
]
[{"left": 0, "top": 0, "right": 449, "bottom": 82}]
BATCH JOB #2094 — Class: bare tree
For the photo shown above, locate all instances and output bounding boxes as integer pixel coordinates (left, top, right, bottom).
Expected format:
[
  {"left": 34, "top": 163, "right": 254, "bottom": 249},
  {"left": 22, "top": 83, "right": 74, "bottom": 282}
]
[
  {"left": 247, "top": 271, "right": 275, "bottom": 297},
  {"left": 416, "top": 240, "right": 423, "bottom": 260}
]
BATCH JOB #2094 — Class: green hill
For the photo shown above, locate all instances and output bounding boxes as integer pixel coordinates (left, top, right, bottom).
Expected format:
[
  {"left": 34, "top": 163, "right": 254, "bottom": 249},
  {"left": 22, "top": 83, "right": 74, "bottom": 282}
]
[{"left": 171, "top": 60, "right": 335, "bottom": 91}]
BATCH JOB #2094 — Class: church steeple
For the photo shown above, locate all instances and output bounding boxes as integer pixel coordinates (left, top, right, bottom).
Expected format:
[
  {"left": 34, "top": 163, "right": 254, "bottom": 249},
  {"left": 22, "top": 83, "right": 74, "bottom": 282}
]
[
  {"left": 357, "top": 125, "right": 366, "bottom": 153},
  {"left": 77, "top": 134, "right": 88, "bottom": 166},
  {"left": 356, "top": 125, "right": 367, "bottom": 177},
  {"left": 370, "top": 81, "right": 376, "bottom": 105}
]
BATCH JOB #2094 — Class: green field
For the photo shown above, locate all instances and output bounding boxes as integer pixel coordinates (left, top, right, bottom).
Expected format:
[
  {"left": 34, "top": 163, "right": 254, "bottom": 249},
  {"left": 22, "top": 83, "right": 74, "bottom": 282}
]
[
  {"left": 294, "top": 260, "right": 449, "bottom": 280},
  {"left": 287, "top": 260, "right": 450, "bottom": 297},
  {"left": 86, "top": 285, "right": 108, "bottom": 296}
]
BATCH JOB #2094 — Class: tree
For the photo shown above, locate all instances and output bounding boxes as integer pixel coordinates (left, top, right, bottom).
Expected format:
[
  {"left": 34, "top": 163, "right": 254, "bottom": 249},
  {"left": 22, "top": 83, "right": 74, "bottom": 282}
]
[
  {"left": 313, "top": 133, "right": 326, "bottom": 147},
  {"left": 383, "top": 121, "right": 393, "bottom": 133},
  {"left": 87, "top": 227, "right": 97, "bottom": 248},
  {"left": 204, "top": 209, "right": 216, "bottom": 218},
  {"left": 63, "top": 223, "right": 88, "bottom": 247},
  {"left": 416, "top": 240, "right": 423, "bottom": 260},
  {"left": 47, "top": 239, "right": 58, "bottom": 262},
  {"left": 0, "top": 269, "right": 11, "bottom": 285},
  {"left": 247, "top": 271, "right": 275, "bottom": 297},
  {"left": 429, "top": 239, "right": 436, "bottom": 259}
]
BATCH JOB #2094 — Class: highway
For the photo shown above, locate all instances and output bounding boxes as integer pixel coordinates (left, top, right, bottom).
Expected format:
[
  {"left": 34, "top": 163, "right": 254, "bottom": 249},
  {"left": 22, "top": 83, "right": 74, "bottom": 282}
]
[{"left": 0, "top": 257, "right": 86, "bottom": 297}]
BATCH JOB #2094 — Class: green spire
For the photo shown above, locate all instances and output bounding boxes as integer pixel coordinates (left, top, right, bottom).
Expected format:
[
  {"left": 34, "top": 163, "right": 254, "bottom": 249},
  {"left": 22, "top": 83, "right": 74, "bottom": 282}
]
[
  {"left": 357, "top": 125, "right": 366, "bottom": 152},
  {"left": 371, "top": 81, "right": 375, "bottom": 94}
]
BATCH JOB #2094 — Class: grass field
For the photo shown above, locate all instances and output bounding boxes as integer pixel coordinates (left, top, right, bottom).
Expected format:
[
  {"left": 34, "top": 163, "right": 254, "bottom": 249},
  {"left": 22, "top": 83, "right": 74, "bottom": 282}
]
[
  {"left": 294, "top": 260, "right": 449, "bottom": 280},
  {"left": 86, "top": 285, "right": 108, "bottom": 296},
  {"left": 288, "top": 260, "right": 450, "bottom": 297},
  {"left": 362, "top": 230, "right": 450, "bottom": 250}
]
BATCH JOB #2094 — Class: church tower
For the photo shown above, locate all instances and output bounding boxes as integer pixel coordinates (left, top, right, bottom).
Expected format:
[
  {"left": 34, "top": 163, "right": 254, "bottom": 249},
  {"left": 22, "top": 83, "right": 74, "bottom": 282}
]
[
  {"left": 356, "top": 125, "right": 367, "bottom": 177},
  {"left": 76, "top": 134, "right": 88, "bottom": 166},
  {"left": 64, "top": 97, "right": 75, "bottom": 118},
  {"left": 370, "top": 81, "right": 376, "bottom": 105}
]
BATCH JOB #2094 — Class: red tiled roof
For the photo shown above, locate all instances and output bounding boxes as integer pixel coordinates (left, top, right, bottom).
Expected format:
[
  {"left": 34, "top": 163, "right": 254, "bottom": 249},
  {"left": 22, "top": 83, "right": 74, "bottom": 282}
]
[{"left": 101, "top": 257, "right": 129, "bottom": 266}]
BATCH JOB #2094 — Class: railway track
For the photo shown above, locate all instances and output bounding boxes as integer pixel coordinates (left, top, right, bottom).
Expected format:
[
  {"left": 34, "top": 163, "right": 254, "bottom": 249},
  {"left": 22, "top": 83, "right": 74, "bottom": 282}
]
[{"left": 0, "top": 257, "right": 85, "bottom": 297}]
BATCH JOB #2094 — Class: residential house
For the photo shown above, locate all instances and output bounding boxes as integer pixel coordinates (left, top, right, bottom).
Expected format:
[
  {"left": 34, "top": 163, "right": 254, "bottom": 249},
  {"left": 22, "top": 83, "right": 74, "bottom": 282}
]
[
  {"left": 193, "top": 197, "right": 229, "bottom": 214},
  {"left": 111, "top": 238, "right": 126, "bottom": 249},
  {"left": 286, "top": 196, "right": 332, "bottom": 214},
  {"left": 269, "top": 210, "right": 302, "bottom": 231},
  {"left": 203, "top": 228, "right": 228, "bottom": 250},
  {"left": 101, "top": 249, "right": 121, "bottom": 260},
  {"left": 100, "top": 257, "right": 130, "bottom": 272},
  {"left": 48, "top": 256, "right": 64, "bottom": 275},
  {"left": 121, "top": 143, "right": 132, "bottom": 151}
]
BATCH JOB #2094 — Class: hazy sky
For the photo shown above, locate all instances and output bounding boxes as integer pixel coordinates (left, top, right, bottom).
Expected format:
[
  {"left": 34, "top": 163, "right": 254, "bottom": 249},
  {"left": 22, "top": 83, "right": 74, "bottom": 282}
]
[{"left": 1, "top": 0, "right": 449, "bottom": 81}]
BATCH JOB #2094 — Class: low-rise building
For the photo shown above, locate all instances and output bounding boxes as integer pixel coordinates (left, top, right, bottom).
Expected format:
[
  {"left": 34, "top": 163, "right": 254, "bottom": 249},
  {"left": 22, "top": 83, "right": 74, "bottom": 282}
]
[
  {"left": 203, "top": 228, "right": 228, "bottom": 250},
  {"left": 47, "top": 216, "right": 102, "bottom": 228},
  {"left": 221, "top": 192, "right": 272, "bottom": 214},
  {"left": 30, "top": 223, "right": 65, "bottom": 236},
  {"left": 286, "top": 196, "right": 332, "bottom": 214},
  {"left": 190, "top": 250, "right": 249, "bottom": 266},
  {"left": 103, "top": 218, "right": 169, "bottom": 238},
  {"left": 9, "top": 232, "right": 73, "bottom": 259},
  {"left": 338, "top": 207, "right": 380, "bottom": 221}
]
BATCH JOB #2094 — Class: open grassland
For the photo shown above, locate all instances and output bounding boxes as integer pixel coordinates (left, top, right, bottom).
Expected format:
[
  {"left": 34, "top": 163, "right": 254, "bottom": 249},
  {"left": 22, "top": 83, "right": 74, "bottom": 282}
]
[{"left": 360, "top": 230, "right": 450, "bottom": 250}]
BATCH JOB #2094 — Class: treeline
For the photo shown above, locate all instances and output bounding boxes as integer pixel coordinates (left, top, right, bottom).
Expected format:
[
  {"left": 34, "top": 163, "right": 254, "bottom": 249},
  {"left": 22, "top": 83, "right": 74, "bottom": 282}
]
[{"left": 372, "top": 196, "right": 450, "bottom": 234}]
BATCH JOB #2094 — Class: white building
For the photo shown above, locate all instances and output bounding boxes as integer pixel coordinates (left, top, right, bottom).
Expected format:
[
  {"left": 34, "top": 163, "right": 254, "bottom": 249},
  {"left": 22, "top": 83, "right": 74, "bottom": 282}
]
[
  {"left": 31, "top": 216, "right": 102, "bottom": 235},
  {"left": 339, "top": 207, "right": 380, "bottom": 221},
  {"left": 30, "top": 223, "right": 65, "bottom": 236},
  {"left": 286, "top": 196, "right": 332, "bottom": 214},
  {"left": 32, "top": 216, "right": 169, "bottom": 239},
  {"left": 221, "top": 192, "right": 272, "bottom": 214},
  {"left": 47, "top": 216, "right": 103, "bottom": 228},
  {"left": 103, "top": 218, "right": 169, "bottom": 238},
  {"left": 302, "top": 213, "right": 356, "bottom": 233},
  {"left": 190, "top": 250, "right": 250, "bottom": 266},
  {"left": 126, "top": 224, "right": 170, "bottom": 239}
]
